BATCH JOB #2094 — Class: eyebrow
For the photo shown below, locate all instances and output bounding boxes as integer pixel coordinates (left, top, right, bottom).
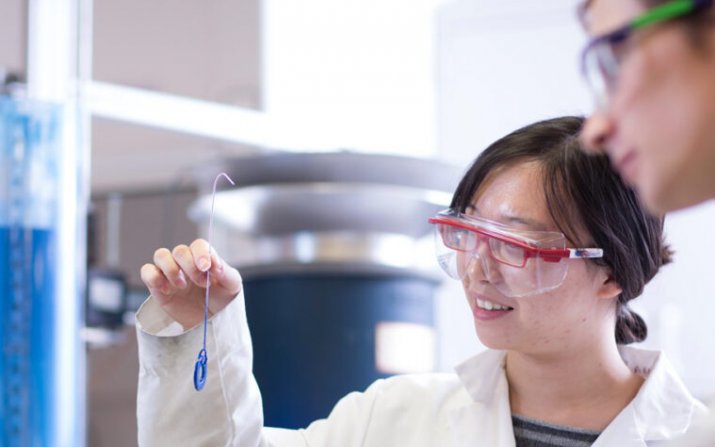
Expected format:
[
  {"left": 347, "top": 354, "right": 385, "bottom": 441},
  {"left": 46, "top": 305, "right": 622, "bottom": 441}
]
[{"left": 467, "top": 204, "right": 550, "bottom": 231}]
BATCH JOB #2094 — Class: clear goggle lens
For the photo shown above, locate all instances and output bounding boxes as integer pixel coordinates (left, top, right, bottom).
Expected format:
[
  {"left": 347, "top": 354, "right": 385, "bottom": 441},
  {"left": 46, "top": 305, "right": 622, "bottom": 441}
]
[{"left": 429, "top": 210, "right": 603, "bottom": 298}]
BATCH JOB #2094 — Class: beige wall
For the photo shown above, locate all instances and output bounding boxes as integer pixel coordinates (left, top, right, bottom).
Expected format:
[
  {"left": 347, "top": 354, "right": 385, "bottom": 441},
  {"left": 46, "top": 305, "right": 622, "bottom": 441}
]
[
  {"left": 92, "top": 0, "right": 262, "bottom": 193},
  {"left": 0, "top": 0, "right": 26, "bottom": 77},
  {"left": 91, "top": 189, "right": 200, "bottom": 288}
]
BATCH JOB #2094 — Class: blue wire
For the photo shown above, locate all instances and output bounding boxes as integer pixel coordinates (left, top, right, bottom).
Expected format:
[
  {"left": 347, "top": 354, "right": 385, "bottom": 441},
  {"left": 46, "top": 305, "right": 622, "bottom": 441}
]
[{"left": 194, "top": 172, "right": 235, "bottom": 391}]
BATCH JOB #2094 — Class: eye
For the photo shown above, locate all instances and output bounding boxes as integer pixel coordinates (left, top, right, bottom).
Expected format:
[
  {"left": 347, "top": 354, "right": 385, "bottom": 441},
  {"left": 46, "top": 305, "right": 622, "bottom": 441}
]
[
  {"left": 607, "top": 37, "right": 631, "bottom": 66},
  {"left": 441, "top": 225, "right": 477, "bottom": 251},
  {"left": 504, "top": 241, "right": 522, "bottom": 252},
  {"left": 501, "top": 241, "right": 524, "bottom": 257},
  {"left": 490, "top": 238, "right": 526, "bottom": 267}
]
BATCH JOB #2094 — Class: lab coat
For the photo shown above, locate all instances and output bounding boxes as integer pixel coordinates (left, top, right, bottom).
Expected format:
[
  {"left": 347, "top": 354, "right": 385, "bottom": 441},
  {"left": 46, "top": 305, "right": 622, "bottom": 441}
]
[
  {"left": 663, "top": 405, "right": 715, "bottom": 447},
  {"left": 136, "top": 291, "right": 707, "bottom": 447}
]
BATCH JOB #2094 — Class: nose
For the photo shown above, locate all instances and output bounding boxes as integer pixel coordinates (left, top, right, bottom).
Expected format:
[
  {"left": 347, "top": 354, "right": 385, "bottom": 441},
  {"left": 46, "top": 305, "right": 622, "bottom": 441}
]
[
  {"left": 580, "top": 110, "right": 615, "bottom": 154},
  {"left": 464, "top": 245, "right": 501, "bottom": 286}
]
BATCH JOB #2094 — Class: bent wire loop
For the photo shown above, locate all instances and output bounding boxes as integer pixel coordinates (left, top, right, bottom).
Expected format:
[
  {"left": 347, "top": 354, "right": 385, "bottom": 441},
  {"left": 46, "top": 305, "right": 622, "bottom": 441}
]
[{"left": 194, "top": 172, "right": 235, "bottom": 391}]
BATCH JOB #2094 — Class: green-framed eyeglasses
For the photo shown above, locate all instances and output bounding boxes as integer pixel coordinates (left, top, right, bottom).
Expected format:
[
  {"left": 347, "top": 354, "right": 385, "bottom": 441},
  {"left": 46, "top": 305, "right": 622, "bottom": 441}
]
[{"left": 580, "top": 0, "right": 713, "bottom": 108}]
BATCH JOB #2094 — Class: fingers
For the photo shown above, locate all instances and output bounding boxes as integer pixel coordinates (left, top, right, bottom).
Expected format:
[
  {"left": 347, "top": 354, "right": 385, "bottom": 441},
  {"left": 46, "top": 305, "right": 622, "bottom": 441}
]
[
  {"left": 172, "top": 243, "right": 206, "bottom": 287},
  {"left": 190, "top": 239, "right": 213, "bottom": 272},
  {"left": 144, "top": 239, "right": 241, "bottom": 297},
  {"left": 152, "top": 247, "right": 187, "bottom": 290},
  {"left": 141, "top": 262, "right": 171, "bottom": 297},
  {"left": 189, "top": 239, "right": 242, "bottom": 294}
]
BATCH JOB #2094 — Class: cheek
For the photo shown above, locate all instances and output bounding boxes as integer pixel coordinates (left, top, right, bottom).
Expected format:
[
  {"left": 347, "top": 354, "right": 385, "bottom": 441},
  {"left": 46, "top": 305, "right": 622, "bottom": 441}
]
[
  {"left": 614, "top": 54, "right": 667, "bottom": 145},
  {"left": 536, "top": 271, "right": 599, "bottom": 324},
  {"left": 625, "top": 64, "right": 715, "bottom": 205},
  {"left": 677, "top": 81, "right": 715, "bottom": 170},
  {"left": 512, "top": 299, "right": 569, "bottom": 349},
  {"left": 615, "top": 35, "right": 715, "bottom": 162},
  {"left": 611, "top": 49, "right": 694, "bottom": 188},
  {"left": 523, "top": 299, "right": 593, "bottom": 349}
]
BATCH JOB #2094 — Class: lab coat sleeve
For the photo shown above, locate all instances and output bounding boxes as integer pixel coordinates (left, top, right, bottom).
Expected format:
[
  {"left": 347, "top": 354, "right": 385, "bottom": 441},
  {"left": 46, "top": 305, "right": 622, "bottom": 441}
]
[
  {"left": 290, "top": 381, "right": 385, "bottom": 446},
  {"left": 136, "top": 291, "right": 268, "bottom": 447},
  {"left": 135, "top": 290, "right": 388, "bottom": 447}
]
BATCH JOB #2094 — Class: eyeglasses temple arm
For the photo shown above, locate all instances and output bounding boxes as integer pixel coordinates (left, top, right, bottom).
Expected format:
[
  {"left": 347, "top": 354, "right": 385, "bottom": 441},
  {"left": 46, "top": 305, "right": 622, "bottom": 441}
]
[{"left": 568, "top": 248, "right": 604, "bottom": 259}]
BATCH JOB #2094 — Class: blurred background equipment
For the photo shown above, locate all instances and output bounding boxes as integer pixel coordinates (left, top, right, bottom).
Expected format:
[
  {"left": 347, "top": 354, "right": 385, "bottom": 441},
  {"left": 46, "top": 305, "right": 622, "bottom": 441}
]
[
  {"left": 189, "top": 151, "right": 461, "bottom": 427},
  {"left": 0, "top": 95, "right": 84, "bottom": 447},
  {"left": 85, "top": 196, "right": 127, "bottom": 333},
  {"left": 85, "top": 269, "right": 127, "bottom": 330}
]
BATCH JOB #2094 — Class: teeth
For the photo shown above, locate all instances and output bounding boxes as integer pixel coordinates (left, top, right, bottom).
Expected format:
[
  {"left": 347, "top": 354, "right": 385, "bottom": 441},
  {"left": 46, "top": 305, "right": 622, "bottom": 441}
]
[{"left": 476, "top": 298, "right": 512, "bottom": 311}]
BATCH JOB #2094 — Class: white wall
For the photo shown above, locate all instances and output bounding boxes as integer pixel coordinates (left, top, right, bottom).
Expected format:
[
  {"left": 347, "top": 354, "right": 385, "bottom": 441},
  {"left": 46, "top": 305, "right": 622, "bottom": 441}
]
[
  {"left": 263, "top": 0, "right": 442, "bottom": 156},
  {"left": 434, "top": 0, "right": 715, "bottom": 400},
  {"left": 634, "top": 202, "right": 715, "bottom": 399},
  {"left": 436, "top": 0, "right": 589, "bottom": 166}
]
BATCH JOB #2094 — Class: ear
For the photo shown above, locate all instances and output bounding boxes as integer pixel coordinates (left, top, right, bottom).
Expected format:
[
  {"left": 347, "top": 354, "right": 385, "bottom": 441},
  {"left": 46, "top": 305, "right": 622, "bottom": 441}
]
[{"left": 596, "top": 272, "right": 622, "bottom": 301}]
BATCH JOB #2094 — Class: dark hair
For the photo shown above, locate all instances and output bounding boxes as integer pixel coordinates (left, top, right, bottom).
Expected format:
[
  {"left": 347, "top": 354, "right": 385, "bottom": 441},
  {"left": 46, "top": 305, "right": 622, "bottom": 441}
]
[{"left": 450, "top": 116, "right": 672, "bottom": 345}]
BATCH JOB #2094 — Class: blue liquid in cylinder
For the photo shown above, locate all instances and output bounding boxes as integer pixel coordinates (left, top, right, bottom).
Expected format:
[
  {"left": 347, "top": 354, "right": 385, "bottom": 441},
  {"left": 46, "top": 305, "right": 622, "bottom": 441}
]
[
  {"left": 0, "top": 97, "right": 69, "bottom": 447},
  {"left": 0, "top": 227, "right": 58, "bottom": 447}
]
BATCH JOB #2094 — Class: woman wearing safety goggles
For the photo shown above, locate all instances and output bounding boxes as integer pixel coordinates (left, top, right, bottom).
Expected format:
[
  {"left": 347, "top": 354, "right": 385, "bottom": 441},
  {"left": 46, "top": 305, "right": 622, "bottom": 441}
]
[
  {"left": 426, "top": 115, "right": 705, "bottom": 445},
  {"left": 135, "top": 116, "right": 704, "bottom": 446}
]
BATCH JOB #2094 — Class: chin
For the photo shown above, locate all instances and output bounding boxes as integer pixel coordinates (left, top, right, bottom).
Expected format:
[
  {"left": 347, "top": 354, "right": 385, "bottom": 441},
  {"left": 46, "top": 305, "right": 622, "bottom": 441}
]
[
  {"left": 474, "top": 324, "right": 514, "bottom": 351},
  {"left": 640, "top": 190, "right": 669, "bottom": 215},
  {"left": 634, "top": 169, "right": 678, "bottom": 214},
  {"left": 644, "top": 179, "right": 702, "bottom": 214}
]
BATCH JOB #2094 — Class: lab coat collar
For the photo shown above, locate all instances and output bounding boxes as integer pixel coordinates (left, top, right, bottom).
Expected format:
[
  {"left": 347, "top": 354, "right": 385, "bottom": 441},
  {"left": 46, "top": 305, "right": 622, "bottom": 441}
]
[
  {"left": 454, "top": 349, "right": 506, "bottom": 404},
  {"left": 449, "top": 347, "right": 701, "bottom": 446},
  {"left": 449, "top": 350, "right": 514, "bottom": 447},
  {"left": 598, "top": 346, "right": 701, "bottom": 442}
]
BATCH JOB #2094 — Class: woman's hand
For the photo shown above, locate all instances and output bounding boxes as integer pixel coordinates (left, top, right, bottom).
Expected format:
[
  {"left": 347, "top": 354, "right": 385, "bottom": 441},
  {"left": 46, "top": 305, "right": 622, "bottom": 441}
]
[{"left": 140, "top": 239, "right": 242, "bottom": 329}]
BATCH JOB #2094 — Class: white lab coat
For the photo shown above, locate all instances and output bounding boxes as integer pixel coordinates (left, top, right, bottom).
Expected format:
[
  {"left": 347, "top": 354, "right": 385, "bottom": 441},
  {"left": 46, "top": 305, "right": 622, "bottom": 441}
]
[
  {"left": 136, "top": 291, "right": 707, "bottom": 447},
  {"left": 663, "top": 405, "right": 715, "bottom": 447}
]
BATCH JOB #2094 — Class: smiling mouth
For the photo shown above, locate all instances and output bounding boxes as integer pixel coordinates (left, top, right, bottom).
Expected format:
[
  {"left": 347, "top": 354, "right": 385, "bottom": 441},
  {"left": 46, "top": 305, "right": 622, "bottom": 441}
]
[{"left": 475, "top": 297, "right": 514, "bottom": 311}]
